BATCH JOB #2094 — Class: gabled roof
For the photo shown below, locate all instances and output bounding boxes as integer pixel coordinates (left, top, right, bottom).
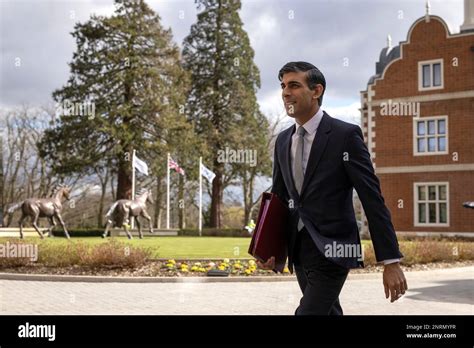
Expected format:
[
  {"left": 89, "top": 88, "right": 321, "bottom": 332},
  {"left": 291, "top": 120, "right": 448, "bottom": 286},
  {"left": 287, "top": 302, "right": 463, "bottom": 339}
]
[
  {"left": 367, "top": 45, "right": 400, "bottom": 85},
  {"left": 365, "top": 15, "right": 473, "bottom": 89}
]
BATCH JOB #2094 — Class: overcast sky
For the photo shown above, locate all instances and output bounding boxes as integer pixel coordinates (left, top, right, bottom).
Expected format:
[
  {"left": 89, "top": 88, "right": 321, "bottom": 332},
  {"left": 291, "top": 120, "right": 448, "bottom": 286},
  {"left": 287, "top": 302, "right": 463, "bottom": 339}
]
[{"left": 0, "top": 0, "right": 465, "bottom": 124}]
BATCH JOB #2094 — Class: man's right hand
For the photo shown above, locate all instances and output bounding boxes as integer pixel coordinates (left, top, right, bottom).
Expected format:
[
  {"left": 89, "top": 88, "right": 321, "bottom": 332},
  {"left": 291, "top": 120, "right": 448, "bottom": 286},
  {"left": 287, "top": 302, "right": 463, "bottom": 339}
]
[{"left": 256, "top": 256, "right": 275, "bottom": 270}]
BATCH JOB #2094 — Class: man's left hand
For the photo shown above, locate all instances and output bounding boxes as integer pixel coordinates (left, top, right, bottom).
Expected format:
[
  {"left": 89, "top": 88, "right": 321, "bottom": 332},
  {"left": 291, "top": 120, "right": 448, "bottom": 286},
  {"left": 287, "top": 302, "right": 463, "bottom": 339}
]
[{"left": 383, "top": 262, "right": 408, "bottom": 303}]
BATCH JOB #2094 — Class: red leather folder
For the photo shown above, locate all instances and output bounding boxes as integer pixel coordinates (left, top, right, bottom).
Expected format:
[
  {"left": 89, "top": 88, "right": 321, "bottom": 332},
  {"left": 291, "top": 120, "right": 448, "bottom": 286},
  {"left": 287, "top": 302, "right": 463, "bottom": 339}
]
[{"left": 248, "top": 192, "right": 289, "bottom": 273}]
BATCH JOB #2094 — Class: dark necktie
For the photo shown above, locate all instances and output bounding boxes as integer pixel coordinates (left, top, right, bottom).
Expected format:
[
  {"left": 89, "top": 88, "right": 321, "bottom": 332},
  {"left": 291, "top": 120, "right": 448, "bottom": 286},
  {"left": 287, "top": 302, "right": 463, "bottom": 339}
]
[{"left": 294, "top": 126, "right": 306, "bottom": 231}]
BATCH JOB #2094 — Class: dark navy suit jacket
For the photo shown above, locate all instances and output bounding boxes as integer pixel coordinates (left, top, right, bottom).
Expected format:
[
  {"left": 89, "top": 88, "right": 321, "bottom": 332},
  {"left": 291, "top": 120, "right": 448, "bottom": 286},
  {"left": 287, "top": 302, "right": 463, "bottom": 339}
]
[{"left": 271, "top": 111, "right": 403, "bottom": 272}]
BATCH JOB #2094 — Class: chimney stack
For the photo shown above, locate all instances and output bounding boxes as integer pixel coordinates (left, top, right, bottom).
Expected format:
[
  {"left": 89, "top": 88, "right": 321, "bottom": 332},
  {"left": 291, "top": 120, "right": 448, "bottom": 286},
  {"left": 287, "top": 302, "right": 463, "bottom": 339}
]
[{"left": 460, "top": 0, "right": 474, "bottom": 33}]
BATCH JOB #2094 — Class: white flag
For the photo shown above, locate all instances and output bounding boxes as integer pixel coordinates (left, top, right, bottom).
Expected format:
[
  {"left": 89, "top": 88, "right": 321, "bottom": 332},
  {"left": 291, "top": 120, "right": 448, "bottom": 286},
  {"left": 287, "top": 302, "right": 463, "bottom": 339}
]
[
  {"left": 200, "top": 163, "right": 215, "bottom": 183},
  {"left": 133, "top": 154, "right": 149, "bottom": 176}
]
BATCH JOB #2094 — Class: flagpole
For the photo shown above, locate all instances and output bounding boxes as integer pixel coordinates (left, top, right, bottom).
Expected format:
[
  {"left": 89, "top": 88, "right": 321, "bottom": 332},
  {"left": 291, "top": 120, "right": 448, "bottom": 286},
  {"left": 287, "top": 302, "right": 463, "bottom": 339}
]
[
  {"left": 131, "top": 149, "right": 136, "bottom": 229},
  {"left": 166, "top": 152, "right": 170, "bottom": 230},
  {"left": 182, "top": 173, "right": 186, "bottom": 229},
  {"left": 199, "top": 156, "right": 202, "bottom": 237}
]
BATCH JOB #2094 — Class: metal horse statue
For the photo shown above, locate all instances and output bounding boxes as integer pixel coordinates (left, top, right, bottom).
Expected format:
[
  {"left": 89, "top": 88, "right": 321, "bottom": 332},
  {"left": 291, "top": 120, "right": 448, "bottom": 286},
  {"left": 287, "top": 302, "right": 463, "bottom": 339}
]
[
  {"left": 7, "top": 185, "right": 72, "bottom": 239},
  {"left": 102, "top": 189, "right": 154, "bottom": 239}
]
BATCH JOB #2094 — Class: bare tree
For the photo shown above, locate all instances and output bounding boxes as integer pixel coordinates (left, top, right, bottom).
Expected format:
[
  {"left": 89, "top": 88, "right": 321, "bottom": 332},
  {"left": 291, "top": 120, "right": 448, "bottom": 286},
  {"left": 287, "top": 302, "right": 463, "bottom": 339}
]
[
  {"left": 95, "top": 165, "right": 111, "bottom": 227},
  {"left": 1, "top": 105, "right": 80, "bottom": 226},
  {"left": 243, "top": 111, "right": 288, "bottom": 226}
]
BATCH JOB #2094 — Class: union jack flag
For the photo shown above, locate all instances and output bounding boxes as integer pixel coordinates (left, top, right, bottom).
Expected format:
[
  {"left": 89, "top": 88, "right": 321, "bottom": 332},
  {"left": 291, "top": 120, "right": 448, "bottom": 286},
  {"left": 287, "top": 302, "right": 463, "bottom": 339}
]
[{"left": 168, "top": 156, "right": 185, "bottom": 175}]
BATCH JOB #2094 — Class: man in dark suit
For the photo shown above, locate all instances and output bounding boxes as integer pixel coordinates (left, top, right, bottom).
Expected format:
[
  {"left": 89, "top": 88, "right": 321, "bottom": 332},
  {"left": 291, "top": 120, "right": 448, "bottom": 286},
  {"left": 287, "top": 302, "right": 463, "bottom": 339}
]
[{"left": 257, "top": 62, "right": 407, "bottom": 315}]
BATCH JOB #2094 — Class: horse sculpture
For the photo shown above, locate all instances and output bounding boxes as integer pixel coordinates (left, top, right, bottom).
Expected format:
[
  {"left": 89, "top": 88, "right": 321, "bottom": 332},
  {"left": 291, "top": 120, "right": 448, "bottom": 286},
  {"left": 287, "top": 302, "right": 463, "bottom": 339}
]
[
  {"left": 102, "top": 189, "right": 154, "bottom": 239},
  {"left": 7, "top": 185, "right": 71, "bottom": 239}
]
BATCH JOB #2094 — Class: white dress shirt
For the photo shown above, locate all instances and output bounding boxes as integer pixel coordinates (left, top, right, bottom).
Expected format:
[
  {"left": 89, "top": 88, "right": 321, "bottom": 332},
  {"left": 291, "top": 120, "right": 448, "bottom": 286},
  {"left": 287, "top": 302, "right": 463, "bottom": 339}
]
[
  {"left": 290, "top": 108, "right": 400, "bottom": 266},
  {"left": 291, "top": 108, "right": 324, "bottom": 177}
]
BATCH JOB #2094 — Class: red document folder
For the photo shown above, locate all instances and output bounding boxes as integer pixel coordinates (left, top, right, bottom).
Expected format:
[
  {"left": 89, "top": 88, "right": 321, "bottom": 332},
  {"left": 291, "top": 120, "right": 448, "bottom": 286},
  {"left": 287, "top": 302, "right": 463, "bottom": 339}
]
[{"left": 248, "top": 192, "right": 289, "bottom": 273}]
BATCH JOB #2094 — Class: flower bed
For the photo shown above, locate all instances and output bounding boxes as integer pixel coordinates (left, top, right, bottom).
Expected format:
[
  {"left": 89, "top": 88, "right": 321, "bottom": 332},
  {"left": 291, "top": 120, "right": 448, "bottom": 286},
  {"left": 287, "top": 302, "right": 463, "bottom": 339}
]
[
  {"left": 161, "top": 258, "right": 291, "bottom": 276},
  {"left": 0, "top": 258, "right": 472, "bottom": 278},
  {"left": 0, "top": 237, "right": 472, "bottom": 277},
  {"left": 0, "top": 258, "right": 291, "bottom": 277}
]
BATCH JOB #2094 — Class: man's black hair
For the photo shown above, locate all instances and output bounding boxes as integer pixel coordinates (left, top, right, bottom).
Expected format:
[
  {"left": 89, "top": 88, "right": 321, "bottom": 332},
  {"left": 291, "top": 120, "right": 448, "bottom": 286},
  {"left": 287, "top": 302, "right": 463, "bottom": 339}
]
[{"left": 278, "top": 61, "right": 326, "bottom": 106}]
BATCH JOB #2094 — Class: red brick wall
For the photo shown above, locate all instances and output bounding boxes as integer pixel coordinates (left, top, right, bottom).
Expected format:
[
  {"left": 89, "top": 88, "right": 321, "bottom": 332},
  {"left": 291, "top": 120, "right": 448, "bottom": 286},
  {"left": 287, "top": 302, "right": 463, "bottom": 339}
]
[
  {"left": 373, "top": 98, "right": 474, "bottom": 167},
  {"left": 360, "top": 16, "right": 474, "bottom": 233},
  {"left": 379, "top": 172, "right": 474, "bottom": 232},
  {"left": 373, "top": 17, "right": 474, "bottom": 99}
]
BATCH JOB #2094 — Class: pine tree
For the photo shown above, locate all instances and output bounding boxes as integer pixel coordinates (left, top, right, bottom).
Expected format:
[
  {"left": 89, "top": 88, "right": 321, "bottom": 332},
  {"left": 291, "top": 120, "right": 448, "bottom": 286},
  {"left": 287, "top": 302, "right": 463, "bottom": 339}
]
[
  {"left": 182, "top": 0, "right": 264, "bottom": 228},
  {"left": 39, "top": 0, "right": 189, "bottom": 201}
]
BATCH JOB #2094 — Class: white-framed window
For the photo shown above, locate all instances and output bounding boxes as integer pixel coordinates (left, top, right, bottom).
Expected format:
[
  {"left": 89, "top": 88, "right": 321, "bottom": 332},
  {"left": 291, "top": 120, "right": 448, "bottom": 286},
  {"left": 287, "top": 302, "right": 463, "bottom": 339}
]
[
  {"left": 418, "top": 59, "right": 443, "bottom": 91},
  {"left": 414, "top": 182, "right": 449, "bottom": 227},
  {"left": 413, "top": 116, "right": 448, "bottom": 155}
]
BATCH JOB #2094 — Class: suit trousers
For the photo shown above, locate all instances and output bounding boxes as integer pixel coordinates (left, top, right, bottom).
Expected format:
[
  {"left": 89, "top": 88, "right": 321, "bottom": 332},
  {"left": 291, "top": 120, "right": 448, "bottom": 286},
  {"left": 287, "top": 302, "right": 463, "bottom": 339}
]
[{"left": 293, "top": 228, "right": 349, "bottom": 315}]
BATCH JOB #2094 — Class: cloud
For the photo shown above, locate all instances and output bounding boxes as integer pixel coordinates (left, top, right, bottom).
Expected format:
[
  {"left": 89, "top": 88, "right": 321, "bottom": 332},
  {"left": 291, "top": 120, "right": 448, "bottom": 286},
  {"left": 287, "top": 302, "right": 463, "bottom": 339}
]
[
  {"left": 325, "top": 101, "right": 361, "bottom": 125},
  {"left": 258, "top": 88, "right": 284, "bottom": 118},
  {"left": 0, "top": 0, "right": 118, "bottom": 108},
  {"left": 0, "top": 0, "right": 465, "bottom": 115}
]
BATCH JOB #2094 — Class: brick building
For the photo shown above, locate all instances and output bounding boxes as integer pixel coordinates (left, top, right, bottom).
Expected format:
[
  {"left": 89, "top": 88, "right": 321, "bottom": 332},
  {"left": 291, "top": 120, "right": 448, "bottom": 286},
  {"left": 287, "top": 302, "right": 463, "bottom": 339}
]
[{"left": 360, "top": 1, "right": 474, "bottom": 237}]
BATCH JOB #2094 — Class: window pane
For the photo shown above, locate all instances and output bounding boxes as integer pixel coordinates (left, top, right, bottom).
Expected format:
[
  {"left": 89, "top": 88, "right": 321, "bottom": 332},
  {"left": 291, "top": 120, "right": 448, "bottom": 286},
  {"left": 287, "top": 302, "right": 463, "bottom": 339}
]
[
  {"left": 428, "top": 137, "right": 436, "bottom": 152},
  {"left": 433, "top": 63, "right": 441, "bottom": 86},
  {"left": 439, "top": 203, "right": 447, "bottom": 223},
  {"left": 428, "top": 186, "right": 436, "bottom": 200},
  {"left": 439, "top": 185, "right": 446, "bottom": 200},
  {"left": 417, "top": 138, "right": 426, "bottom": 152},
  {"left": 438, "top": 119, "right": 446, "bottom": 134},
  {"left": 417, "top": 121, "right": 425, "bottom": 135},
  {"left": 419, "top": 203, "right": 426, "bottom": 223},
  {"left": 429, "top": 203, "right": 436, "bottom": 223},
  {"left": 423, "top": 65, "right": 431, "bottom": 87},
  {"left": 438, "top": 137, "right": 446, "bottom": 151},
  {"left": 428, "top": 120, "right": 436, "bottom": 134},
  {"left": 418, "top": 186, "right": 426, "bottom": 200}
]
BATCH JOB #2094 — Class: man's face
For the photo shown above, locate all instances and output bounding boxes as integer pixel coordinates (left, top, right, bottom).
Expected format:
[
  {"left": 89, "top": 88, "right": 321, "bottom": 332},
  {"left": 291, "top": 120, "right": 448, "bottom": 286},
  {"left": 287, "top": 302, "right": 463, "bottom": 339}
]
[{"left": 280, "top": 71, "right": 321, "bottom": 118}]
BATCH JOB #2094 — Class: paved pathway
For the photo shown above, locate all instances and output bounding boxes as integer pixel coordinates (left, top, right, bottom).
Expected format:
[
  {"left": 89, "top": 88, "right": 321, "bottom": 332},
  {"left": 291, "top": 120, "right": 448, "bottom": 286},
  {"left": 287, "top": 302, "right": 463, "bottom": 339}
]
[{"left": 0, "top": 267, "right": 472, "bottom": 315}]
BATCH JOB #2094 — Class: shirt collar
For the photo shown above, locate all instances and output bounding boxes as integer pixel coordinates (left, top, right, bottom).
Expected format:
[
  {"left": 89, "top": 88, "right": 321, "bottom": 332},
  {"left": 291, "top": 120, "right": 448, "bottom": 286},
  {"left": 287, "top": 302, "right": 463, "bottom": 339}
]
[{"left": 296, "top": 108, "right": 324, "bottom": 136}]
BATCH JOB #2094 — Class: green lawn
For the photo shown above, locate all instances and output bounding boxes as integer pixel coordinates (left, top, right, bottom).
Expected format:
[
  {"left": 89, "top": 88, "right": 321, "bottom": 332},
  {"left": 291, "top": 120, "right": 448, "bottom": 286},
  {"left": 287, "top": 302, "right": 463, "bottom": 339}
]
[{"left": 1, "top": 236, "right": 253, "bottom": 260}]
